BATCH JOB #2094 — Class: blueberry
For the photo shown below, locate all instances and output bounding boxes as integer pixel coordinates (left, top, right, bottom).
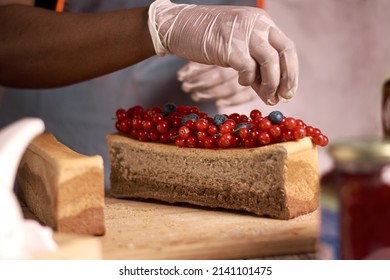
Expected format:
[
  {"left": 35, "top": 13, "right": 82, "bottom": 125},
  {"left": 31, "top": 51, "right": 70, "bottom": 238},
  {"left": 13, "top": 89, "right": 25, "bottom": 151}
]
[
  {"left": 213, "top": 114, "right": 228, "bottom": 127},
  {"left": 233, "top": 122, "right": 250, "bottom": 134},
  {"left": 163, "top": 103, "right": 177, "bottom": 115},
  {"left": 268, "top": 111, "right": 284, "bottom": 124},
  {"left": 235, "top": 123, "right": 250, "bottom": 130},
  {"left": 181, "top": 113, "right": 199, "bottom": 125}
]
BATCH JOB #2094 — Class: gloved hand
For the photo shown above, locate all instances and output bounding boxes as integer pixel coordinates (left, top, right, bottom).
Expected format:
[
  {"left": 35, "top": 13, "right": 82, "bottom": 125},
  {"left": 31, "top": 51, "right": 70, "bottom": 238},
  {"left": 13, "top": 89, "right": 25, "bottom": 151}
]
[
  {"left": 177, "top": 61, "right": 258, "bottom": 107},
  {"left": 148, "top": 0, "right": 298, "bottom": 105}
]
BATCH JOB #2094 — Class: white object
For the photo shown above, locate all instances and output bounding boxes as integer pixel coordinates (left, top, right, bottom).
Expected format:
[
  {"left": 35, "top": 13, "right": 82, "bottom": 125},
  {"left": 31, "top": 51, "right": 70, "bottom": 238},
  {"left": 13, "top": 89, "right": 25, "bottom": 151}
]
[{"left": 0, "top": 118, "right": 57, "bottom": 259}]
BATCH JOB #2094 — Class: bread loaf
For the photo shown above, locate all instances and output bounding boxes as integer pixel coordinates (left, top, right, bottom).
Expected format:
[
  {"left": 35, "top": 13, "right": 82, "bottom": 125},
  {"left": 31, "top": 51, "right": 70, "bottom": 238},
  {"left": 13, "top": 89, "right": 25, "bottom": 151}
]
[
  {"left": 107, "top": 134, "right": 320, "bottom": 219},
  {"left": 17, "top": 133, "right": 105, "bottom": 236}
]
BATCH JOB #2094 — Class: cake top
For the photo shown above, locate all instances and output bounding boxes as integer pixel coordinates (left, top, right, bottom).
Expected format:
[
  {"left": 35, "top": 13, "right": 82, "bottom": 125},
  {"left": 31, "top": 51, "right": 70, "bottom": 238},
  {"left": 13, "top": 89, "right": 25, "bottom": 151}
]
[{"left": 113, "top": 103, "right": 329, "bottom": 149}]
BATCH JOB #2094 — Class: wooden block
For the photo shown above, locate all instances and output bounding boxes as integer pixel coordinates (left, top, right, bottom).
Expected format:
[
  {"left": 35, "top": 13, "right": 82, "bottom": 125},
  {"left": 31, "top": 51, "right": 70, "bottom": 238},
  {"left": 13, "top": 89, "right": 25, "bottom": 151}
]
[{"left": 17, "top": 133, "right": 105, "bottom": 236}]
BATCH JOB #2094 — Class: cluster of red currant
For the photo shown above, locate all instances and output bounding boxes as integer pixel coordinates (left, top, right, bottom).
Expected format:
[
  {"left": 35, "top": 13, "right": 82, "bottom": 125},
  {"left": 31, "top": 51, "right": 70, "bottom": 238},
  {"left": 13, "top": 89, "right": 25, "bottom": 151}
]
[{"left": 115, "top": 104, "right": 329, "bottom": 149}]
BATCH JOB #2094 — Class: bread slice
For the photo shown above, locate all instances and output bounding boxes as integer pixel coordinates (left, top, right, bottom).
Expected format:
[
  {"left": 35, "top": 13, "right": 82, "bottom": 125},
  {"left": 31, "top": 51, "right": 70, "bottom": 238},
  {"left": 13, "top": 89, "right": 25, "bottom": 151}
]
[
  {"left": 17, "top": 133, "right": 105, "bottom": 236},
  {"left": 107, "top": 134, "right": 320, "bottom": 219}
]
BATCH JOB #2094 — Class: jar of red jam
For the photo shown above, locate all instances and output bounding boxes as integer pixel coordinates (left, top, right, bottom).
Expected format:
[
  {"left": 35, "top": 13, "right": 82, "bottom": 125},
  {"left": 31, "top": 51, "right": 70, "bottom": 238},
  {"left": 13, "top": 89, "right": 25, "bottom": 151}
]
[{"left": 329, "top": 139, "right": 390, "bottom": 260}]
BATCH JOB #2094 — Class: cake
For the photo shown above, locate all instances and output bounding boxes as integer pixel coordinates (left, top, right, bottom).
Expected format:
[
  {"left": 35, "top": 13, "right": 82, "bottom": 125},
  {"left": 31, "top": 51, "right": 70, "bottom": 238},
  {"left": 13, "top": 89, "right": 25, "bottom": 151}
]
[
  {"left": 17, "top": 133, "right": 106, "bottom": 236},
  {"left": 107, "top": 134, "right": 320, "bottom": 219}
]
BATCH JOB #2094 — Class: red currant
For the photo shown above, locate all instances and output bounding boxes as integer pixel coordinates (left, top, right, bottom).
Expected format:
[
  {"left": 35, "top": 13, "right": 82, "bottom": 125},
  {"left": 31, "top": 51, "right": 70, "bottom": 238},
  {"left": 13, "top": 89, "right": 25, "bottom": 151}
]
[
  {"left": 258, "top": 131, "right": 271, "bottom": 145},
  {"left": 116, "top": 108, "right": 127, "bottom": 120},
  {"left": 195, "top": 118, "right": 209, "bottom": 131},
  {"left": 284, "top": 117, "right": 297, "bottom": 130},
  {"left": 175, "top": 136, "right": 187, "bottom": 147},
  {"left": 250, "top": 109, "right": 262, "bottom": 120},
  {"left": 292, "top": 126, "right": 306, "bottom": 140},
  {"left": 178, "top": 126, "right": 190, "bottom": 139}
]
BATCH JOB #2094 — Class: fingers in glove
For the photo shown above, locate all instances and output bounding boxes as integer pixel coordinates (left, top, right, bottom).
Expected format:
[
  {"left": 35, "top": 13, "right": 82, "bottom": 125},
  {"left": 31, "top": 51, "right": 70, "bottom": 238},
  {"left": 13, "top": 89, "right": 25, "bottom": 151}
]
[
  {"left": 180, "top": 66, "right": 237, "bottom": 93},
  {"left": 249, "top": 39, "right": 281, "bottom": 105},
  {"left": 177, "top": 62, "right": 211, "bottom": 82},
  {"left": 216, "top": 87, "right": 258, "bottom": 107},
  {"left": 268, "top": 27, "right": 299, "bottom": 101},
  {"left": 189, "top": 76, "right": 241, "bottom": 102}
]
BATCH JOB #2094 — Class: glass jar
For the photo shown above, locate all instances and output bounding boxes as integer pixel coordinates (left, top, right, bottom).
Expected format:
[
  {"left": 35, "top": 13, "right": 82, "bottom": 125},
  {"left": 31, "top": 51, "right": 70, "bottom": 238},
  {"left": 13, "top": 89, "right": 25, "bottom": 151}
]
[{"left": 328, "top": 139, "right": 390, "bottom": 259}]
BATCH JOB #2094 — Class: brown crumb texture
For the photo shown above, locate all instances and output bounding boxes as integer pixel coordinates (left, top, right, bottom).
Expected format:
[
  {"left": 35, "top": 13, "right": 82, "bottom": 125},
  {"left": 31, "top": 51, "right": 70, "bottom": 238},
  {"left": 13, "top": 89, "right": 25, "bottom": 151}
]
[
  {"left": 17, "top": 133, "right": 106, "bottom": 236},
  {"left": 107, "top": 134, "right": 320, "bottom": 219}
]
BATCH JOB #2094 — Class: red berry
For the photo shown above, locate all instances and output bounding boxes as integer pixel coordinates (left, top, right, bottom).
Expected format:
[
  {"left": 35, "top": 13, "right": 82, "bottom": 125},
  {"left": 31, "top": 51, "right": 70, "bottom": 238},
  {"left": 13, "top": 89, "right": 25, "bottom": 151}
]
[
  {"left": 156, "top": 121, "right": 168, "bottom": 134},
  {"left": 159, "top": 133, "right": 170, "bottom": 143},
  {"left": 117, "top": 117, "right": 131, "bottom": 133},
  {"left": 219, "top": 133, "right": 234, "bottom": 147},
  {"left": 284, "top": 117, "right": 297, "bottom": 130},
  {"left": 131, "top": 117, "right": 142, "bottom": 130},
  {"left": 252, "top": 115, "right": 263, "bottom": 125},
  {"left": 116, "top": 108, "right": 127, "bottom": 120},
  {"left": 152, "top": 113, "right": 164, "bottom": 125},
  {"left": 269, "top": 125, "right": 282, "bottom": 140},
  {"left": 148, "top": 129, "right": 160, "bottom": 141},
  {"left": 220, "top": 119, "right": 236, "bottom": 134},
  {"left": 281, "top": 130, "right": 294, "bottom": 142},
  {"left": 204, "top": 137, "right": 217, "bottom": 149},
  {"left": 197, "top": 131, "right": 207, "bottom": 141},
  {"left": 238, "top": 127, "right": 249, "bottom": 139},
  {"left": 207, "top": 124, "right": 218, "bottom": 136},
  {"left": 313, "top": 133, "right": 328, "bottom": 146},
  {"left": 195, "top": 118, "right": 209, "bottom": 131},
  {"left": 138, "top": 130, "right": 149, "bottom": 141},
  {"left": 186, "top": 135, "right": 198, "bottom": 148},
  {"left": 142, "top": 119, "right": 153, "bottom": 131},
  {"left": 178, "top": 126, "right": 190, "bottom": 139},
  {"left": 292, "top": 126, "right": 306, "bottom": 140},
  {"left": 229, "top": 113, "right": 241, "bottom": 123},
  {"left": 259, "top": 118, "right": 272, "bottom": 131},
  {"left": 175, "top": 137, "right": 187, "bottom": 147},
  {"left": 258, "top": 131, "right": 271, "bottom": 145},
  {"left": 305, "top": 126, "right": 315, "bottom": 136},
  {"left": 243, "top": 137, "right": 257, "bottom": 148},
  {"left": 250, "top": 109, "right": 262, "bottom": 120}
]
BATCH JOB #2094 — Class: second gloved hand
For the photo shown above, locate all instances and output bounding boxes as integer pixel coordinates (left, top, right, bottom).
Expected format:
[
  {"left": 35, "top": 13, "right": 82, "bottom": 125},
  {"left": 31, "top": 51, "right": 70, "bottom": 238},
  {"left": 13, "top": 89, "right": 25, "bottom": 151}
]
[
  {"left": 177, "top": 61, "right": 258, "bottom": 108},
  {"left": 148, "top": 0, "right": 299, "bottom": 105}
]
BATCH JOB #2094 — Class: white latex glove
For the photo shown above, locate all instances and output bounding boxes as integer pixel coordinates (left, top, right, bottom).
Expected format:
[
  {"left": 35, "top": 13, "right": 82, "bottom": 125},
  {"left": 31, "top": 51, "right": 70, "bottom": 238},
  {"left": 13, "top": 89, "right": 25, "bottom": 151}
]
[
  {"left": 148, "top": 0, "right": 298, "bottom": 105},
  {"left": 0, "top": 118, "right": 57, "bottom": 259},
  {"left": 177, "top": 61, "right": 258, "bottom": 107}
]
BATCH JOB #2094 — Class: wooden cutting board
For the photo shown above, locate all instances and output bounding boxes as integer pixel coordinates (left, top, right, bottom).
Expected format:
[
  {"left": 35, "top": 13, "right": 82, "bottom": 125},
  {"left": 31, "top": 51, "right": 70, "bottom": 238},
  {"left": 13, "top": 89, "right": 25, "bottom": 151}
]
[{"left": 100, "top": 197, "right": 319, "bottom": 260}]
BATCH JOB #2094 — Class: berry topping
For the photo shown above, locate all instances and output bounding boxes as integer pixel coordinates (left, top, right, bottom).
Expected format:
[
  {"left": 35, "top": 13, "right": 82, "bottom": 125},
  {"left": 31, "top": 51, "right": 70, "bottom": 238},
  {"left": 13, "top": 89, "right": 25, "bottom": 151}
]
[
  {"left": 181, "top": 113, "right": 199, "bottom": 126},
  {"left": 268, "top": 111, "right": 284, "bottom": 124},
  {"left": 114, "top": 105, "right": 329, "bottom": 148},
  {"left": 213, "top": 114, "right": 228, "bottom": 127},
  {"left": 163, "top": 103, "right": 177, "bottom": 115}
]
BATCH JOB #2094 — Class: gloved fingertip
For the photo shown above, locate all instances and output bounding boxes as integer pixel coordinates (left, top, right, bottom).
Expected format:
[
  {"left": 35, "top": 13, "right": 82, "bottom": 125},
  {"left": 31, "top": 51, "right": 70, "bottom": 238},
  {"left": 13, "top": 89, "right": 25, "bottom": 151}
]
[
  {"left": 266, "top": 96, "right": 279, "bottom": 106},
  {"left": 278, "top": 96, "right": 290, "bottom": 103},
  {"left": 215, "top": 99, "right": 231, "bottom": 107},
  {"left": 238, "top": 71, "right": 256, "bottom": 87}
]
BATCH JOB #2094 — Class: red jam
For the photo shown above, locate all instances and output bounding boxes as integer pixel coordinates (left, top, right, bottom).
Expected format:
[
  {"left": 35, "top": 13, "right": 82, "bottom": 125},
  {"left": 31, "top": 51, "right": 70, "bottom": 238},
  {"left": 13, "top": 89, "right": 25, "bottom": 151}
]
[
  {"left": 329, "top": 139, "right": 390, "bottom": 260},
  {"left": 338, "top": 170, "right": 390, "bottom": 259}
]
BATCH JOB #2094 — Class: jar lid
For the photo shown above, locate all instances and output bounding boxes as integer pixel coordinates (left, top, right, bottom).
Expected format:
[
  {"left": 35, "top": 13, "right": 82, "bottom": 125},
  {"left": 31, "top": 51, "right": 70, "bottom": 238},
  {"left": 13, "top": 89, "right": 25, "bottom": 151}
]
[{"left": 328, "top": 138, "right": 390, "bottom": 164}]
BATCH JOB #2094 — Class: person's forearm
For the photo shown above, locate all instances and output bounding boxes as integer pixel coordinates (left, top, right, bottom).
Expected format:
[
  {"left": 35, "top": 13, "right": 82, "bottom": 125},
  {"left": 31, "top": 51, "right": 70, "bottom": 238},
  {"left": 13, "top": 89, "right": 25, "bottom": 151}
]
[{"left": 0, "top": 5, "right": 156, "bottom": 88}]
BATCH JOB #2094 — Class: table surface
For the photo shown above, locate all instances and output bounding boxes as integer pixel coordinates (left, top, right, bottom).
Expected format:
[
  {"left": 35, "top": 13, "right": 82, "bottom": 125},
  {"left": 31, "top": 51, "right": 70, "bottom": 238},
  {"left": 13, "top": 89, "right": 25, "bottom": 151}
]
[{"left": 24, "top": 197, "right": 321, "bottom": 260}]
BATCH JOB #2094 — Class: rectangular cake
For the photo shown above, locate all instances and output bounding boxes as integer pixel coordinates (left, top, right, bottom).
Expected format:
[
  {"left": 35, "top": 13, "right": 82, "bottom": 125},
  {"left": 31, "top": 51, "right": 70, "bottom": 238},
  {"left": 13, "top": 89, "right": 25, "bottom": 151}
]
[
  {"left": 107, "top": 134, "right": 320, "bottom": 219},
  {"left": 17, "top": 132, "right": 106, "bottom": 236}
]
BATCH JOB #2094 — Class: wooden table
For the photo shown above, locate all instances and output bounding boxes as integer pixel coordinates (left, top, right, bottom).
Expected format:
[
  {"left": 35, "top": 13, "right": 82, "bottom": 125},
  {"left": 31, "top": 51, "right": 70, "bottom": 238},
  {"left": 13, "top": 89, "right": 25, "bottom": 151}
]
[{"left": 26, "top": 196, "right": 319, "bottom": 260}]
